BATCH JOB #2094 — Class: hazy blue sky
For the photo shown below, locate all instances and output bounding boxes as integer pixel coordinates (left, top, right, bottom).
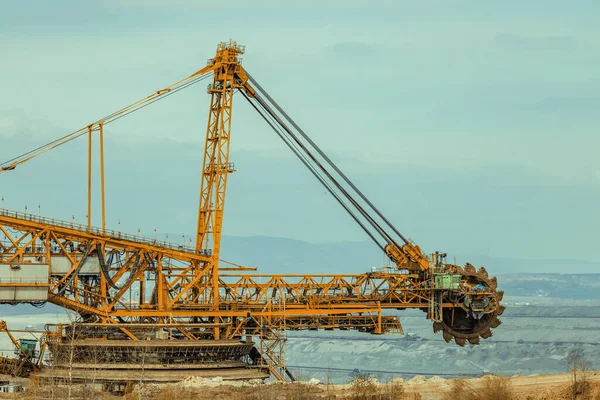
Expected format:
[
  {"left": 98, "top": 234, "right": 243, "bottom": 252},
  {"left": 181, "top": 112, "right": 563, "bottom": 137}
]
[{"left": 0, "top": 1, "right": 598, "bottom": 264}]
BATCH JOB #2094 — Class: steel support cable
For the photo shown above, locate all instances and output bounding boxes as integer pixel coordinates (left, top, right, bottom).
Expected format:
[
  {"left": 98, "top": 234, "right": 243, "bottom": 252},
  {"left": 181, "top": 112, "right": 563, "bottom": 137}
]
[
  {"left": 249, "top": 71, "right": 405, "bottom": 247},
  {"left": 2, "top": 74, "right": 209, "bottom": 172},
  {"left": 103, "top": 73, "right": 213, "bottom": 126},
  {"left": 245, "top": 91, "right": 383, "bottom": 248},
  {"left": 250, "top": 91, "right": 394, "bottom": 249},
  {"left": 251, "top": 90, "right": 399, "bottom": 251},
  {"left": 252, "top": 92, "right": 394, "bottom": 248},
  {"left": 250, "top": 93, "right": 388, "bottom": 250},
  {"left": 2, "top": 72, "right": 212, "bottom": 168},
  {"left": 56, "top": 243, "right": 93, "bottom": 296},
  {"left": 247, "top": 95, "right": 386, "bottom": 252},
  {"left": 96, "top": 244, "right": 140, "bottom": 290},
  {"left": 1, "top": 72, "right": 213, "bottom": 171},
  {"left": 95, "top": 72, "right": 213, "bottom": 124},
  {"left": 2, "top": 73, "right": 192, "bottom": 166},
  {"left": 246, "top": 71, "right": 409, "bottom": 246},
  {"left": 240, "top": 90, "right": 384, "bottom": 252},
  {"left": 250, "top": 81, "right": 400, "bottom": 249}
]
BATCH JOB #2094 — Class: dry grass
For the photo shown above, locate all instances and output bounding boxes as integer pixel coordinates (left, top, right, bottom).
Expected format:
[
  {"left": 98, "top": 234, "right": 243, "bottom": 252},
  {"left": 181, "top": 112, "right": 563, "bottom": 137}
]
[
  {"left": 17, "top": 383, "right": 117, "bottom": 400},
  {"left": 146, "top": 379, "right": 417, "bottom": 400},
  {"left": 345, "top": 376, "right": 420, "bottom": 400},
  {"left": 15, "top": 373, "right": 600, "bottom": 400},
  {"left": 567, "top": 381, "right": 600, "bottom": 400},
  {"left": 1, "top": 379, "right": 425, "bottom": 400},
  {"left": 442, "top": 376, "right": 515, "bottom": 400},
  {"left": 151, "top": 383, "right": 325, "bottom": 400},
  {"left": 349, "top": 377, "right": 402, "bottom": 400},
  {"left": 526, "top": 382, "right": 600, "bottom": 400}
]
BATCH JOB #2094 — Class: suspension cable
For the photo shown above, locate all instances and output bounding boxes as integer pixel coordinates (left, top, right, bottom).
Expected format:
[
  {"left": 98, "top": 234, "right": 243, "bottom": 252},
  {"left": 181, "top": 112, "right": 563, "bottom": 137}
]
[
  {"left": 246, "top": 71, "right": 409, "bottom": 246},
  {"left": 240, "top": 90, "right": 385, "bottom": 252},
  {"left": 251, "top": 92, "right": 394, "bottom": 248},
  {"left": 1, "top": 72, "right": 213, "bottom": 172}
]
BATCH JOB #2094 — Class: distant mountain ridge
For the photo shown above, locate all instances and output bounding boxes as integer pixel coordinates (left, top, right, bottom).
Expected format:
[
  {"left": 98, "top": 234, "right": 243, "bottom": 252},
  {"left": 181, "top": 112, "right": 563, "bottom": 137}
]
[
  {"left": 218, "top": 235, "right": 600, "bottom": 299},
  {"left": 498, "top": 273, "right": 600, "bottom": 299},
  {"left": 219, "top": 235, "right": 600, "bottom": 274}
]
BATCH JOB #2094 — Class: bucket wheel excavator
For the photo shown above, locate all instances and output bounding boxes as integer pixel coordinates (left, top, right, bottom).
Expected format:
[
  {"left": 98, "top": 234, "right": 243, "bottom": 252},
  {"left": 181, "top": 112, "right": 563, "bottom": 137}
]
[{"left": 0, "top": 41, "right": 504, "bottom": 384}]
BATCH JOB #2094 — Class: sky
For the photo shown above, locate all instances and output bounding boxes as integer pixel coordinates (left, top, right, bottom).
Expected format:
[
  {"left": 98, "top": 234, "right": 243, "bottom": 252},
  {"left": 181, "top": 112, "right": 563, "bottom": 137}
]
[{"left": 0, "top": 0, "right": 598, "bottom": 265}]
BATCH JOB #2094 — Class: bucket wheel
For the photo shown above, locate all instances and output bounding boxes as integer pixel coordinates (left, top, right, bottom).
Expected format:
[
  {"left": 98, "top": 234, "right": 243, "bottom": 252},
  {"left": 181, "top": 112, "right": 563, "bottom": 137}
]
[{"left": 433, "top": 263, "right": 505, "bottom": 346}]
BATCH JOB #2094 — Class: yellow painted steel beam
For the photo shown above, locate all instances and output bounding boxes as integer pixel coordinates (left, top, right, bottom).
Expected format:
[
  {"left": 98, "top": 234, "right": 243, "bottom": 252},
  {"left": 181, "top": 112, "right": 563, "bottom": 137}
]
[
  {"left": 0, "top": 212, "right": 210, "bottom": 262},
  {"left": 110, "top": 307, "right": 382, "bottom": 318}
]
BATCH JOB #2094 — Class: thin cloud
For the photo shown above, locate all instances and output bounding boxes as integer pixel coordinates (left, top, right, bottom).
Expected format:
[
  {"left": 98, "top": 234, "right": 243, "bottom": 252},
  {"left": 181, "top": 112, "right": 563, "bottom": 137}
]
[
  {"left": 494, "top": 33, "right": 582, "bottom": 52},
  {"left": 327, "top": 41, "right": 378, "bottom": 57}
]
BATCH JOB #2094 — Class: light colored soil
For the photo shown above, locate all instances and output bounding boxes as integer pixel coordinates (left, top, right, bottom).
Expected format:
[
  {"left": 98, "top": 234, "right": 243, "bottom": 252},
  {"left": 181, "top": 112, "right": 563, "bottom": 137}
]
[
  {"left": 1, "top": 371, "right": 599, "bottom": 399},
  {"left": 402, "top": 371, "right": 600, "bottom": 399}
]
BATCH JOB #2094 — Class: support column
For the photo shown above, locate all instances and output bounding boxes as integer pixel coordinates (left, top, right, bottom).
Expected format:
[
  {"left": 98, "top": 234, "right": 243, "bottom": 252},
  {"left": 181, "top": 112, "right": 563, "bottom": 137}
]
[
  {"left": 87, "top": 126, "right": 92, "bottom": 230},
  {"left": 99, "top": 122, "right": 106, "bottom": 234},
  {"left": 376, "top": 301, "right": 383, "bottom": 334}
]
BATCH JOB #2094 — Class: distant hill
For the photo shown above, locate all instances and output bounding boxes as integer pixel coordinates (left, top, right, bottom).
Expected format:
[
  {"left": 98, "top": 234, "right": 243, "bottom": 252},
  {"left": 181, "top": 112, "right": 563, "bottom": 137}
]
[
  {"left": 462, "top": 255, "right": 600, "bottom": 276},
  {"left": 219, "top": 236, "right": 600, "bottom": 299},
  {"left": 220, "top": 235, "right": 600, "bottom": 274},
  {"left": 498, "top": 273, "right": 600, "bottom": 300},
  {"left": 219, "top": 236, "right": 382, "bottom": 275}
]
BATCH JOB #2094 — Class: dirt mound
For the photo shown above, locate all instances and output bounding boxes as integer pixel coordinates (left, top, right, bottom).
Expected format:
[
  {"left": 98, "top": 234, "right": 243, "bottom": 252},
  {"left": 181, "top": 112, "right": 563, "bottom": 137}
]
[
  {"left": 406, "top": 375, "right": 427, "bottom": 386},
  {"left": 427, "top": 376, "right": 448, "bottom": 386}
]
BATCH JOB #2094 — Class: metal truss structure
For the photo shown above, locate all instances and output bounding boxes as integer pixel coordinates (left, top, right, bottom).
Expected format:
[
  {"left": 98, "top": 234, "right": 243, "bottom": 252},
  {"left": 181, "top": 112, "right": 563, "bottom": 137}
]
[{"left": 0, "top": 321, "right": 45, "bottom": 377}]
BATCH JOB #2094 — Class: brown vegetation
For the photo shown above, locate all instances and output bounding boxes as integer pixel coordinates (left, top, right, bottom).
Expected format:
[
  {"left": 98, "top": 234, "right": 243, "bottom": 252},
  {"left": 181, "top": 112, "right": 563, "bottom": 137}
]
[
  {"left": 441, "top": 376, "right": 515, "bottom": 400},
  {"left": 6, "top": 369, "right": 600, "bottom": 399},
  {"left": 124, "top": 378, "right": 421, "bottom": 400},
  {"left": 568, "top": 348, "right": 592, "bottom": 400},
  {"left": 347, "top": 375, "right": 421, "bottom": 400}
]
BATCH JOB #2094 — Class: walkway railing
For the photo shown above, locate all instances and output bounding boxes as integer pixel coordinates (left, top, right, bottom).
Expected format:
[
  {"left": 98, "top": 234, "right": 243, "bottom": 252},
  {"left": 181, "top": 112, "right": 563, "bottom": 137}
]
[{"left": 0, "top": 208, "right": 211, "bottom": 256}]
